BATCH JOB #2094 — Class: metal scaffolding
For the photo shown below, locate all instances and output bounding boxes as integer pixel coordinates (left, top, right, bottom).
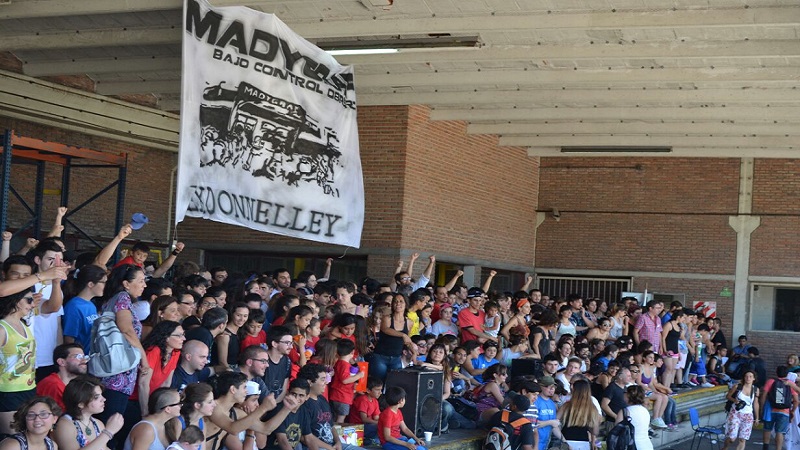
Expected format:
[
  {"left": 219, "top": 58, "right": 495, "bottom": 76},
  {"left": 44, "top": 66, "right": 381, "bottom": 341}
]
[{"left": 0, "top": 130, "right": 128, "bottom": 249}]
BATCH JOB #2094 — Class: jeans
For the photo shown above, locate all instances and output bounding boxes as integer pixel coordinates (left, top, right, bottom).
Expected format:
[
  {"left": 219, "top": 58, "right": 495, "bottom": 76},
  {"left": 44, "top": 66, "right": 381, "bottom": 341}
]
[
  {"left": 368, "top": 353, "right": 403, "bottom": 382},
  {"left": 441, "top": 400, "right": 477, "bottom": 430},
  {"left": 364, "top": 423, "right": 378, "bottom": 440},
  {"left": 663, "top": 397, "right": 677, "bottom": 425},
  {"left": 382, "top": 437, "right": 426, "bottom": 450}
]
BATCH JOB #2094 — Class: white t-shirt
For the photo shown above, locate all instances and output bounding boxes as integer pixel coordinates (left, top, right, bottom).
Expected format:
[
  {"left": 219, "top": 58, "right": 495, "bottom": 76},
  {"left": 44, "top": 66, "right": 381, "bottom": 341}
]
[{"left": 33, "top": 282, "right": 64, "bottom": 368}]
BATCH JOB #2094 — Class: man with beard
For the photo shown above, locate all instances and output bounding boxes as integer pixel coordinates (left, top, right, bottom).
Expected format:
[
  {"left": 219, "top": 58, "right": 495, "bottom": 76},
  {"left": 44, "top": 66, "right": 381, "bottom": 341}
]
[{"left": 36, "top": 343, "right": 88, "bottom": 410}]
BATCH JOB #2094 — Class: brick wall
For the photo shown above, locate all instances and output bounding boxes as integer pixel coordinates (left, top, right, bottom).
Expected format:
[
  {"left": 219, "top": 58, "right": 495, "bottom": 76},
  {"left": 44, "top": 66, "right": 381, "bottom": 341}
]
[
  {"left": 0, "top": 118, "right": 176, "bottom": 253},
  {"left": 751, "top": 160, "right": 800, "bottom": 276}
]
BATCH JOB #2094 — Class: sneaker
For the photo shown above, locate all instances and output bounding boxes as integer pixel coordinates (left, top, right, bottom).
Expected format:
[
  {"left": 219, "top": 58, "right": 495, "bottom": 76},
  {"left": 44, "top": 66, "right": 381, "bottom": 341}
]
[
  {"left": 651, "top": 418, "right": 668, "bottom": 429},
  {"left": 687, "top": 380, "right": 699, "bottom": 387},
  {"left": 701, "top": 382, "right": 715, "bottom": 388},
  {"left": 666, "top": 424, "right": 678, "bottom": 432}
]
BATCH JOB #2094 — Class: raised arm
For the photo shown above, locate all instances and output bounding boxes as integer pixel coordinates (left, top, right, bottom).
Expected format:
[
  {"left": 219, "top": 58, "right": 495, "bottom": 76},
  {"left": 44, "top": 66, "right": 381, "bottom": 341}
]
[
  {"left": 0, "top": 231, "right": 11, "bottom": 263},
  {"left": 152, "top": 242, "right": 184, "bottom": 279},
  {"left": 406, "top": 253, "right": 419, "bottom": 277},
  {"left": 389, "top": 260, "right": 404, "bottom": 291},
  {"left": 93, "top": 224, "right": 132, "bottom": 267},
  {"left": 444, "top": 270, "right": 464, "bottom": 292},
  {"left": 48, "top": 207, "right": 67, "bottom": 238},
  {"left": 0, "top": 265, "right": 68, "bottom": 297},
  {"left": 421, "top": 255, "right": 436, "bottom": 281},
  {"left": 318, "top": 258, "right": 332, "bottom": 283},
  {"left": 481, "top": 270, "right": 497, "bottom": 293},
  {"left": 16, "top": 237, "right": 38, "bottom": 256},
  {"left": 521, "top": 274, "right": 533, "bottom": 292}
]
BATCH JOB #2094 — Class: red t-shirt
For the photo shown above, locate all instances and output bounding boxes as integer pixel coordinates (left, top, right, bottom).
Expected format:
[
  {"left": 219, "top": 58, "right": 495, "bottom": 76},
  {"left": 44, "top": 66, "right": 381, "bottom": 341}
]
[
  {"left": 328, "top": 359, "right": 357, "bottom": 405},
  {"left": 377, "top": 407, "right": 404, "bottom": 444},
  {"left": 131, "top": 347, "right": 180, "bottom": 400},
  {"left": 112, "top": 255, "right": 143, "bottom": 269},
  {"left": 458, "top": 308, "right": 486, "bottom": 343},
  {"left": 346, "top": 393, "right": 380, "bottom": 424},
  {"left": 431, "top": 302, "right": 443, "bottom": 323},
  {"left": 36, "top": 373, "right": 66, "bottom": 411},
  {"left": 272, "top": 316, "right": 286, "bottom": 326},
  {"left": 240, "top": 330, "right": 266, "bottom": 352}
]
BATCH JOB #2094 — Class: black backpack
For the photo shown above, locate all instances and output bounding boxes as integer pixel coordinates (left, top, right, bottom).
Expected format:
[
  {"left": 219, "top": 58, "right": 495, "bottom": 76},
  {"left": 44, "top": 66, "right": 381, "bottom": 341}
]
[
  {"left": 768, "top": 378, "right": 793, "bottom": 409},
  {"left": 606, "top": 408, "right": 636, "bottom": 450}
]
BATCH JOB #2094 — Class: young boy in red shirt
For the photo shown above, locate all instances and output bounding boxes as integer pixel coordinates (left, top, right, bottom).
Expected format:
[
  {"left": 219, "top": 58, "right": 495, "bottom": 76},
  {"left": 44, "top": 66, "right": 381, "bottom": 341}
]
[
  {"left": 239, "top": 308, "right": 267, "bottom": 352},
  {"left": 346, "top": 377, "right": 383, "bottom": 445},
  {"left": 328, "top": 338, "right": 365, "bottom": 423},
  {"left": 378, "top": 386, "right": 427, "bottom": 450}
]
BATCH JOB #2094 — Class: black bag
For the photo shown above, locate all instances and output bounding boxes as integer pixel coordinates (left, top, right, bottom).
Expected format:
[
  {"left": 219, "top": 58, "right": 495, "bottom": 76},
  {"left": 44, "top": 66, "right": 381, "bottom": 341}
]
[
  {"left": 448, "top": 396, "right": 480, "bottom": 421},
  {"left": 606, "top": 408, "right": 636, "bottom": 450},
  {"left": 725, "top": 384, "right": 742, "bottom": 413},
  {"left": 769, "top": 378, "right": 793, "bottom": 409}
]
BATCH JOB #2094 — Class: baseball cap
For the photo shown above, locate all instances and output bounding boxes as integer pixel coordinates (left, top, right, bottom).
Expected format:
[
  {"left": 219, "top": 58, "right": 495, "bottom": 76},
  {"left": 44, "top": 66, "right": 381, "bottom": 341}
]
[
  {"left": 467, "top": 287, "right": 485, "bottom": 299},
  {"left": 245, "top": 381, "right": 261, "bottom": 397},
  {"left": 539, "top": 376, "right": 556, "bottom": 387},
  {"left": 130, "top": 213, "right": 149, "bottom": 230}
]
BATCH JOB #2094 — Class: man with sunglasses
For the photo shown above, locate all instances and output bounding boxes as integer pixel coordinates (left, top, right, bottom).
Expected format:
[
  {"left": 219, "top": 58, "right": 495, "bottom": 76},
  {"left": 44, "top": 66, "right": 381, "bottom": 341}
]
[{"left": 35, "top": 343, "right": 88, "bottom": 410}]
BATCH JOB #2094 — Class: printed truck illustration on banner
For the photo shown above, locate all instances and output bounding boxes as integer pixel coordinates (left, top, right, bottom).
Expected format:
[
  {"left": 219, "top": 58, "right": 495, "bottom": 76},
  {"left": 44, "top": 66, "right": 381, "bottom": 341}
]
[{"left": 199, "top": 81, "right": 342, "bottom": 197}]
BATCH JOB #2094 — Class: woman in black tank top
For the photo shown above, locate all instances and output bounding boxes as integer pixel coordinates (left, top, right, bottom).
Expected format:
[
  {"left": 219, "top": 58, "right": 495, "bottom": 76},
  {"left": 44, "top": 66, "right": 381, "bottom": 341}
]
[{"left": 368, "top": 293, "right": 414, "bottom": 382}]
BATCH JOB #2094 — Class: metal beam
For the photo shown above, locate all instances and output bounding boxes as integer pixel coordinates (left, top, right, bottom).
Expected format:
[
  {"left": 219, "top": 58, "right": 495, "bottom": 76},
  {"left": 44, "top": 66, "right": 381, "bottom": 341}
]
[
  {"left": 356, "top": 67, "right": 800, "bottom": 88},
  {"left": 96, "top": 80, "right": 180, "bottom": 96},
  {"left": 468, "top": 122, "right": 800, "bottom": 136},
  {"left": 501, "top": 135, "right": 797, "bottom": 148},
  {"left": 23, "top": 57, "right": 181, "bottom": 77},
  {"left": 527, "top": 147, "right": 800, "bottom": 158},
  {"left": 0, "top": 70, "right": 179, "bottom": 151},
  {"left": 3, "top": 7, "right": 799, "bottom": 49},
  {"left": 0, "top": 0, "right": 291, "bottom": 19},
  {"left": 431, "top": 106, "right": 800, "bottom": 122},
  {"left": 360, "top": 88, "right": 800, "bottom": 106}
]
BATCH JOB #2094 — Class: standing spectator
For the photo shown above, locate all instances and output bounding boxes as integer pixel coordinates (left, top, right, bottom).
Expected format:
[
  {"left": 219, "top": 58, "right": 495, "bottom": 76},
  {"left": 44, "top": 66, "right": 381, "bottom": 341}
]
[
  {"left": 721, "top": 370, "right": 759, "bottom": 450},
  {"left": 36, "top": 343, "right": 89, "bottom": 410},
  {"left": 0, "top": 289, "right": 37, "bottom": 436},
  {"left": 616, "top": 385, "right": 653, "bottom": 450},
  {"left": 429, "top": 305, "right": 458, "bottom": 337},
  {"left": 567, "top": 294, "right": 595, "bottom": 336},
  {"left": 214, "top": 302, "right": 249, "bottom": 370},
  {"left": 458, "top": 288, "right": 493, "bottom": 344},
  {"left": 31, "top": 241, "right": 67, "bottom": 382},
  {"left": 369, "top": 294, "right": 413, "bottom": 382},
  {"left": 330, "top": 339, "right": 365, "bottom": 423},
  {"left": 95, "top": 264, "right": 149, "bottom": 450},
  {"left": 62, "top": 265, "right": 106, "bottom": 352},
  {"left": 558, "top": 380, "right": 601, "bottom": 447},
  {"left": 529, "top": 309, "right": 558, "bottom": 360},
  {"left": 134, "top": 321, "right": 185, "bottom": 415},
  {"left": 760, "top": 365, "right": 798, "bottom": 450},
  {"left": 534, "top": 376, "right": 560, "bottom": 450},
  {"left": 184, "top": 307, "right": 228, "bottom": 362},
  {"left": 634, "top": 300, "right": 664, "bottom": 354},
  {"left": 140, "top": 296, "right": 181, "bottom": 340},
  {"left": 53, "top": 376, "right": 125, "bottom": 450}
]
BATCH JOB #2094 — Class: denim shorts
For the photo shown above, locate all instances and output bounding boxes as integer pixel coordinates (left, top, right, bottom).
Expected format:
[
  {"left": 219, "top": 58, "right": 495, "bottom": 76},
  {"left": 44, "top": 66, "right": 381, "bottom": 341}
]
[{"left": 764, "top": 412, "right": 790, "bottom": 434}]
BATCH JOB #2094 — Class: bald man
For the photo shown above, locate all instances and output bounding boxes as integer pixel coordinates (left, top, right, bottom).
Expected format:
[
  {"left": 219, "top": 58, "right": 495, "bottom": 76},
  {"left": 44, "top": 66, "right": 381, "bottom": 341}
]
[{"left": 171, "top": 340, "right": 215, "bottom": 391}]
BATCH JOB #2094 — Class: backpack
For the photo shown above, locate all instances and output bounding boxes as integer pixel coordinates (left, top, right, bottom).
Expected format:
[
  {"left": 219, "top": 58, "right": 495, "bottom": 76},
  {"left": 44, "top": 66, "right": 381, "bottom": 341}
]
[
  {"left": 485, "top": 410, "right": 530, "bottom": 450},
  {"left": 87, "top": 310, "right": 141, "bottom": 377},
  {"left": 606, "top": 408, "right": 636, "bottom": 450},
  {"left": 768, "top": 378, "right": 793, "bottom": 409}
]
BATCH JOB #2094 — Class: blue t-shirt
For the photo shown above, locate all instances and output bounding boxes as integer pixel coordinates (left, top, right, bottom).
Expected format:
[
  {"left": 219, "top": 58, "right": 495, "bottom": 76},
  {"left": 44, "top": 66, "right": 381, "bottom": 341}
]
[
  {"left": 534, "top": 396, "right": 557, "bottom": 450},
  {"left": 170, "top": 365, "right": 212, "bottom": 391},
  {"left": 62, "top": 297, "right": 99, "bottom": 352},
  {"left": 471, "top": 355, "right": 499, "bottom": 384}
]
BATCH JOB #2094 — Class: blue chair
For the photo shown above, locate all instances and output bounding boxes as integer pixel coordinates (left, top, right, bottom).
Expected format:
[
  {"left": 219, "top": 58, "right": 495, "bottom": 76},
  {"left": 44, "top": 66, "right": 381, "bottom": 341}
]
[{"left": 689, "top": 407, "right": 725, "bottom": 450}]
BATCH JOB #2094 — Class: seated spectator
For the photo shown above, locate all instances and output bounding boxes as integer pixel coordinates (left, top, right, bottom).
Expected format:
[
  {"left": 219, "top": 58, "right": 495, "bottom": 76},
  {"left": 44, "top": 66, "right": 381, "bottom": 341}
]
[
  {"left": 471, "top": 341, "right": 500, "bottom": 384},
  {"left": 475, "top": 364, "right": 509, "bottom": 424},
  {"left": 171, "top": 340, "right": 214, "bottom": 390},
  {"left": 36, "top": 343, "right": 89, "bottom": 411},
  {"left": 263, "top": 378, "right": 311, "bottom": 450},
  {"left": 0, "top": 396, "right": 61, "bottom": 450},
  {"left": 601, "top": 366, "right": 632, "bottom": 421},
  {"left": 378, "top": 387, "right": 426, "bottom": 450},
  {"left": 347, "top": 377, "right": 383, "bottom": 445}
]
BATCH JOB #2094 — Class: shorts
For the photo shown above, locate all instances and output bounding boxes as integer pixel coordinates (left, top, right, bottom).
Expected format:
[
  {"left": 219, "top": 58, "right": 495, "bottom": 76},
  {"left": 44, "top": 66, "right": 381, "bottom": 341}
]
[
  {"left": 331, "top": 401, "right": 351, "bottom": 417},
  {"left": 677, "top": 351, "right": 688, "bottom": 370},
  {"left": 726, "top": 411, "right": 754, "bottom": 440},
  {"left": 764, "top": 412, "right": 790, "bottom": 434},
  {"left": 0, "top": 389, "right": 35, "bottom": 412}
]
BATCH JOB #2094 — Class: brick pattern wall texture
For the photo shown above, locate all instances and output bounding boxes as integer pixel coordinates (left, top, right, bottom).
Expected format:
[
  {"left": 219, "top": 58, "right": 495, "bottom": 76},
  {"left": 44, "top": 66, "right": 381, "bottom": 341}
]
[{"left": 750, "top": 159, "right": 800, "bottom": 276}]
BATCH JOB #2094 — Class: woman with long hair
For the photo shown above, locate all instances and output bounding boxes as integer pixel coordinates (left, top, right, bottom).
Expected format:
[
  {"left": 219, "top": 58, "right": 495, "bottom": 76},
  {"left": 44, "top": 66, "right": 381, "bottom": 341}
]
[
  {"left": 0, "top": 289, "right": 37, "bottom": 436},
  {"left": 367, "top": 305, "right": 389, "bottom": 350},
  {"left": 127, "top": 388, "right": 182, "bottom": 450},
  {"left": 141, "top": 296, "right": 181, "bottom": 341},
  {"left": 608, "top": 304, "right": 628, "bottom": 341},
  {"left": 633, "top": 353, "right": 668, "bottom": 429},
  {"left": 556, "top": 305, "right": 577, "bottom": 341},
  {"left": 475, "top": 364, "right": 509, "bottom": 424},
  {"left": 0, "top": 396, "right": 61, "bottom": 450},
  {"left": 500, "top": 298, "right": 531, "bottom": 342},
  {"left": 721, "top": 370, "right": 759, "bottom": 450},
  {"left": 62, "top": 265, "right": 107, "bottom": 352},
  {"left": 529, "top": 308, "right": 558, "bottom": 359},
  {"left": 617, "top": 385, "right": 654, "bottom": 450},
  {"left": 660, "top": 310, "right": 684, "bottom": 388},
  {"left": 558, "top": 379, "right": 601, "bottom": 448},
  {"left": 136, "top": 321, "right": 185, "bottom": 414},
  {"left": 54, "top": 376, "right": 125, "bottom": 450},
  {"left": 95, "top": 264, "right": 150, "bottom": 448},
  {"left": 368, "top": 293, "right": 414, "bottom": 382},
  {"left": 213, "top": 302, "right": 249, "bottom": 370}
]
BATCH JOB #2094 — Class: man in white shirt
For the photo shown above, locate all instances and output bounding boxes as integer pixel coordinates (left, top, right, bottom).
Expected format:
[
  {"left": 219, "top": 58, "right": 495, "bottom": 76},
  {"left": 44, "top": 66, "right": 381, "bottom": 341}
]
[{"left": 31, "top": 240, "right": 66, "bottom": 382}]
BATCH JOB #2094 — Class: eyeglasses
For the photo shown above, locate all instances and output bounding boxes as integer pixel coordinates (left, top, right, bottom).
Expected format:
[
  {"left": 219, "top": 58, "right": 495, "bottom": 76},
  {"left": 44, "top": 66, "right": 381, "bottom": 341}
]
[
  {"left": 278, "top": 340, "right": 293, "bottom": 345},
  {"left": 630, "top": 369, "right": 640, "bottom": 373},
  {"left": 251, "top": 358, "right": 268, "bottom": 364},
  {"left": 170, "top": 333, "right": 186, "bottom": 338},
  {"left": 26, "top": 412, "right": 53, "bottom": 421},
  {"left": 68, "top": 354, "right": 91, "bottom": 361},
  {"left": 180, "top": 302, "right": 195, "bottom": 306},
  {"left": 201, "top": 302, "right": 217, "bottom": 308},
  {"left": 162, "top": 402, "right": 182, "bottom": 409},
  {"left": 401, "top": 277, "right": 412, "bottom": 281}
]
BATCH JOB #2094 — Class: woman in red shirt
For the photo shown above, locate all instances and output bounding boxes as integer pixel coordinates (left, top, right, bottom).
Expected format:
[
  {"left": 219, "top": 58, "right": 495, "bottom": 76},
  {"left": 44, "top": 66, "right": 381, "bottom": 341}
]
[{"left": 134, "top": 321, "right": 185, "bottom": 413}]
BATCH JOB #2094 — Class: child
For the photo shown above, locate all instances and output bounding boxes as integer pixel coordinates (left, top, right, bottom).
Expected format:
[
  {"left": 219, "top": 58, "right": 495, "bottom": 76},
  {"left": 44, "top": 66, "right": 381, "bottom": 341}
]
[
  {"left": 329, "top": 338, "right": 365, "bottom": 423},
  {"left": 166, "top": 425, "right": 204, "bottom": 450},
  {"left": 378, "top": 386, "right": 427, "bottom": 450},
  {"left": 239, "top": 308, "right": 267, "bottom": 352},
  {"left": 346, "top": 377, "right": 383, "bottom": 446},
  {"left": 304, "top": 317, "right": 322, "bottom": 357},
  {"left": 688, "top": 324, "right": 715, "bottom": 388},
  {"left": 472, "top": 341, "right": 500, "bottom": 384},
  {"left": 482, "top": 301, "right": 501, "bottom": 339},
  {"left": 320, "top": 304, "right": 342, "bottom": 331}
]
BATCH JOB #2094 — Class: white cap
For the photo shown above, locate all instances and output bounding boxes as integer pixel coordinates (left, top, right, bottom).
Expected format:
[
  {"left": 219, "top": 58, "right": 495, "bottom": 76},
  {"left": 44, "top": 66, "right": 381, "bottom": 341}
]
[{"left": 245, "top": 381, "right": 261, "bottom": 397}]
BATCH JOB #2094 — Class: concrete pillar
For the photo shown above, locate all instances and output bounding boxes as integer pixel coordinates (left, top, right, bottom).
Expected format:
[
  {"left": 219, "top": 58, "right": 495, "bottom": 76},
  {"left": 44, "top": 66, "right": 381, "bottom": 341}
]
[{"left": 728, "top": 215, "right": 760, "bottom": 339}]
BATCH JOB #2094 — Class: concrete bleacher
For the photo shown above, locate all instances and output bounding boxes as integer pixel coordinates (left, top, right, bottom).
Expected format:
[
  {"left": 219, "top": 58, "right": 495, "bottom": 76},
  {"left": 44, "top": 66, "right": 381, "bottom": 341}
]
[{"left": 410, "top": 384, "right": 730, "bottom": 450}]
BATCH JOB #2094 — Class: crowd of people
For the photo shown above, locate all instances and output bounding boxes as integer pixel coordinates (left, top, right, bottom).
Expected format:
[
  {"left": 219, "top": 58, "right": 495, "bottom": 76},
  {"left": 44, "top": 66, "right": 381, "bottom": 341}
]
[{"left": 0, "top": 207, "right": 798, "bottom": 450}]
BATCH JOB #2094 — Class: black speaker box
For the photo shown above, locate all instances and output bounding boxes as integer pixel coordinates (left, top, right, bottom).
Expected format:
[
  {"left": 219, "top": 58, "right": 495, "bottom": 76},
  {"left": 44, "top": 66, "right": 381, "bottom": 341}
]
[
  {"left": 510, "top": 358, "right": 544, "bottom": 379},
  {"left": 384, "top": 368, "right": 443, "bottom": 436}
]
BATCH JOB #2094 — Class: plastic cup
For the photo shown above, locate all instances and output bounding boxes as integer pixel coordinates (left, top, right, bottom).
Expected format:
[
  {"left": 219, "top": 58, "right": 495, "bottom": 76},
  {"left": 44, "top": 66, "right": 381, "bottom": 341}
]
[{"left": 424, "top": 431, "right": 433, "bottom": 443}]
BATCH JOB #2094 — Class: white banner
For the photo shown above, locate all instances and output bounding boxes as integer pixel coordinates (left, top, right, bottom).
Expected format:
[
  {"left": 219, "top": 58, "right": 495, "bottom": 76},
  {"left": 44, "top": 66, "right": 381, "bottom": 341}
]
[{"left": 175, "top": 0, "right": 364, "bottom": 247}]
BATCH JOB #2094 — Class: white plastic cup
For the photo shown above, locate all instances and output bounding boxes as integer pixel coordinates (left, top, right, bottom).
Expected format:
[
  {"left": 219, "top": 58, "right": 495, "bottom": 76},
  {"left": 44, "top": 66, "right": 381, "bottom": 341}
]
[{"left": 424, "top": 431, "right": 433, "bottom": 443}]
